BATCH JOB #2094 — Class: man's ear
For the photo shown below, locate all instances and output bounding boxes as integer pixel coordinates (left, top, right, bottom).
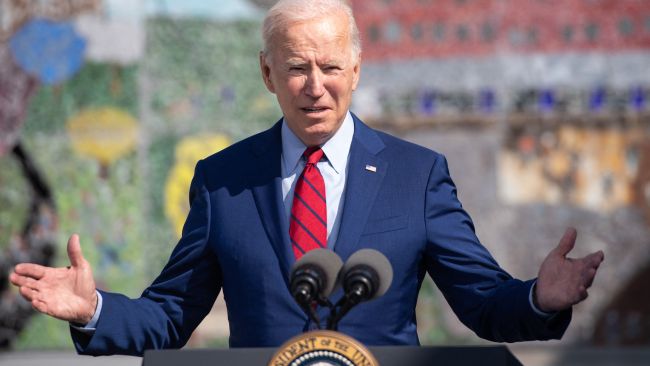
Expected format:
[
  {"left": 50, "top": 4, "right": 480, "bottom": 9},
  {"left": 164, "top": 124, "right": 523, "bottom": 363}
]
[
  {"left": 260, "top": 51, "right": 275, "bottom": 93},
  {"left": 351, "top": 52, "right": 361, "bottom": 91}
]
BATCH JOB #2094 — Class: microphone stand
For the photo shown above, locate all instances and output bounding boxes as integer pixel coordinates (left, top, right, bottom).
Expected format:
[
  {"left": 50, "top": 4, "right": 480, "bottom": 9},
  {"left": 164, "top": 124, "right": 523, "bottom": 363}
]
[
  {"left": 327, "top": 281, "right": 371, "bottom": 331},
  {"left": 293, "top": 287, "right": 335, "bottom": 330}
]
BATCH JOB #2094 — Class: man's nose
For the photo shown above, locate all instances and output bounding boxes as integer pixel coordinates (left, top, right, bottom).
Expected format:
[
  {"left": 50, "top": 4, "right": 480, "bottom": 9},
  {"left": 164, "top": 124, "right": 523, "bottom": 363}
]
[{"left": 304, "top": 70, "right": 325, "bottom": 98}]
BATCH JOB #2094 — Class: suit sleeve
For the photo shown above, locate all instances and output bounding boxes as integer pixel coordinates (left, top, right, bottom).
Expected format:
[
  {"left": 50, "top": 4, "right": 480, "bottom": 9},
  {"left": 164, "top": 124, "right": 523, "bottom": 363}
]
[
  {"left": 423, "top": 154, "right": 571, "bottom": 342},
  {"left": 71, "top": 160, "right": 222, "bottom": 355}
]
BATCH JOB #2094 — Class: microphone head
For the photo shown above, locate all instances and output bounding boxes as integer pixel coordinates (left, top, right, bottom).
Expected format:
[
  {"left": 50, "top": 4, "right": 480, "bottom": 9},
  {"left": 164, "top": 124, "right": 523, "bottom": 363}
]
[
  {"left": 291, "top": 249, "right": 343, "bottom": 298},
  {"left": 341, "top": 249, "right": 393, "bottom": 299}
]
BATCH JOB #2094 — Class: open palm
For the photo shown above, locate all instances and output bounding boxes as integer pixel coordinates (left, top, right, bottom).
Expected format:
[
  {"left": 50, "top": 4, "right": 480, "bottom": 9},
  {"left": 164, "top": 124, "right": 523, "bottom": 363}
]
[
  {"left": 535, "top": 227, "right": 604, "bottom": 312},
  {"left": 10, "top": 234, "right": 98, "bottom": 324}
]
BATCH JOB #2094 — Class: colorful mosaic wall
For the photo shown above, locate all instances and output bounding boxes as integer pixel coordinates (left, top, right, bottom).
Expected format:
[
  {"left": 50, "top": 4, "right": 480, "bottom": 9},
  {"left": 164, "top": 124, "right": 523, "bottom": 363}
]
[{"left": 1, "top": 0, "right": 649, "bottom": 350}]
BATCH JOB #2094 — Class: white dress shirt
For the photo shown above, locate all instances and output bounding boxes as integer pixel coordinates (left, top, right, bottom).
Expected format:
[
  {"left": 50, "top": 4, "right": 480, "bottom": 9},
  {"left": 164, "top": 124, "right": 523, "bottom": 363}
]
[{"left": 280, "top": 112, "right": 354, "bottom": 250}]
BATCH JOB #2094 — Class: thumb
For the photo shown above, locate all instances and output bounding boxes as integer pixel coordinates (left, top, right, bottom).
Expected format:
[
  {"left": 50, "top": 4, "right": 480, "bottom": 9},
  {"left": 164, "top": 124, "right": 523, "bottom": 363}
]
[
  {"left": 553, "top": 227, "right": 577, "bottom": 258},
  {"left": 67, "top": 234, "right": 86, "bottom": 268}
]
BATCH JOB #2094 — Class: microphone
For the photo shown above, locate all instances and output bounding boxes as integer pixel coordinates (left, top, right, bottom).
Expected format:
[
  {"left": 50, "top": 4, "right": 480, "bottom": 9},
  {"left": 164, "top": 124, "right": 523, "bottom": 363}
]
[
  {"left": 327, "top": 249, "right": 393, "bottom": 330},
  {"left": 290, "top": 249, "right": 343, "bottom": 328}
]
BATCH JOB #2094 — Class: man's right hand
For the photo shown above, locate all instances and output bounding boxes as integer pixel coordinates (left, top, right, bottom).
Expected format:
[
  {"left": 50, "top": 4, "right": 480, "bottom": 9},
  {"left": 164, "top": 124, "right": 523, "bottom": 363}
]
[{"left": 9, "top": 234, "right": 98, "bottom": 325}]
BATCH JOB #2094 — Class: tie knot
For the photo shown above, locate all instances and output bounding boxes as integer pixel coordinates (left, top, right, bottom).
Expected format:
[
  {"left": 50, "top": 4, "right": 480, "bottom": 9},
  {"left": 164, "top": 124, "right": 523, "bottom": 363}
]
[{"left": 303, "top": 147, "right": 324, "bottom": 165}]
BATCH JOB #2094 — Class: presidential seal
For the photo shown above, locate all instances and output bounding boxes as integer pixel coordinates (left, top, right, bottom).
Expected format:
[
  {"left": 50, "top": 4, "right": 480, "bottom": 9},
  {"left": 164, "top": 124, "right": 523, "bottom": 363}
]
[{"left": 268, "top": 330, "right": 379, "bottom": 366}]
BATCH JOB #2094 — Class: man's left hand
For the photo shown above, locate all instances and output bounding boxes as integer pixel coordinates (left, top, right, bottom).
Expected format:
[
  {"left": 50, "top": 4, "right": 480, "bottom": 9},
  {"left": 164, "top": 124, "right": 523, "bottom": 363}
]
[{"left": 535, "top": 227, "right": 604, "bottom": 313}]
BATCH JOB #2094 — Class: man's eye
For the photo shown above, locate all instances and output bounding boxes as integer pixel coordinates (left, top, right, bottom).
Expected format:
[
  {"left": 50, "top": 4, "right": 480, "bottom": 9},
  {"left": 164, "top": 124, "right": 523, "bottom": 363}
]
[{"left": 289, "top": 67, "right": 305, "bottom": 71}]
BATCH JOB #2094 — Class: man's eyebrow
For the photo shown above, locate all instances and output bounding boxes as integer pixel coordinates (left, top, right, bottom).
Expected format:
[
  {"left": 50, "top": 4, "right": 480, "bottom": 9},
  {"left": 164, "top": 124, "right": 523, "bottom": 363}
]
[
  {"left": 283, "top": 58, "right": 346, "bottom": 68},
  {"left": 285, "top": 59, "right": 307, "bottom": 66},
  {"left": 322, "top": 60, "right": 344, "bottom": 66}
]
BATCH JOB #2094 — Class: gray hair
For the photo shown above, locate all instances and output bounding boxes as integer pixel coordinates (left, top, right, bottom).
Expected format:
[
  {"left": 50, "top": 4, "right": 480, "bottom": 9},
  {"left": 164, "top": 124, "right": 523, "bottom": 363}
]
[{"left": 262, "top": 0, "right": 361, "bottom": 62}]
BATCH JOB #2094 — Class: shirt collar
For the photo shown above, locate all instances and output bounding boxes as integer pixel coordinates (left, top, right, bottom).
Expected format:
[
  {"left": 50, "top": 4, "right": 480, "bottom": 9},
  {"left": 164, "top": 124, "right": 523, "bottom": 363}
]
[{"left": 281, "top": 112, "right": 354, "bottom": 175}]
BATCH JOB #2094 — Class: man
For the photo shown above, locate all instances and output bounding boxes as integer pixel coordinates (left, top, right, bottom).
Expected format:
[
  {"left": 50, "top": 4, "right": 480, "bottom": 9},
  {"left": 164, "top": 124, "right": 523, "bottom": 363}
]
[{"left": 10, "top": 0, "right": 604, "bottom": 356}]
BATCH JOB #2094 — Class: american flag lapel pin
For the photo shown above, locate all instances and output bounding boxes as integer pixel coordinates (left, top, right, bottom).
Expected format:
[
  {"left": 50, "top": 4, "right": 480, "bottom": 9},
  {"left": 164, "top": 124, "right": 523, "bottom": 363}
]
[{"left": 365, "top": 164, "right": 377, "bottom": 173}]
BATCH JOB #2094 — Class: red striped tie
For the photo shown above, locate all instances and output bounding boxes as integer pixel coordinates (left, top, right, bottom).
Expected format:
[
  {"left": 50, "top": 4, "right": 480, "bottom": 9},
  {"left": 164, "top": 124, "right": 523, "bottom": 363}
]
[{"left": 290, "top": 147, "right": 327, "bottom": 260}]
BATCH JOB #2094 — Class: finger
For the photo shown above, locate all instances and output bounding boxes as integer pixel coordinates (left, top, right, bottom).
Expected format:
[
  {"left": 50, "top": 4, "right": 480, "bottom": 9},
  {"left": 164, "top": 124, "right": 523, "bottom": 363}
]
[
  {"left": 32, "top": 299, "right": 49, "bottom": 315},
  {"left": 553, "top": 227, "right": 577, "bottom": 257},
  {"left": 9, "top": 272, "right": 22, "bottom": 287},
  {"left": 595, "top": 250, "right": 604, "bottom": 262},
  {"left": 577, "top": 285, "right": 588, "bottom": 302},
  {"left": 67, "top": 234, "right": 85, "bottom": 268},
  {"left": 19, "top": 286, "right": 37, "bottom": 302},
  {"left": 584, "top": 251, "right": 604, "bottom": 268},
  {"left": 14, "top": 263, "right": 47, "bottom": 279},
  {"left": 9, "top": 273, "right": 40, "bottom": 289},
  {"left": 583, "top": 267, "right": 597, "bottom": 288}
]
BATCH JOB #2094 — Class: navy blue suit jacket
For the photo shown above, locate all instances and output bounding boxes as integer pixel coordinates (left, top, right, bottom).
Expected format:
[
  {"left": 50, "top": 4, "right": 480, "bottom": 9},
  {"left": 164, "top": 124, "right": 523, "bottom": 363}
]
[{"left": 73, "top": 115, "right": 570, "bottom": 355}]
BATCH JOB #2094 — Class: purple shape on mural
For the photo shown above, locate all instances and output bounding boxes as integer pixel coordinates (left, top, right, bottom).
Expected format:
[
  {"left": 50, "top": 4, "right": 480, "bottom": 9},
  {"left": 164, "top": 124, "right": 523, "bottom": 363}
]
[
  {"left": 630, "top": 86, "right": 645, "bottom": 111},
  {"left": 419, "top": 90, "right": 436, "bottom": 116},
  {"left": 0, "top": 46, "right": 38, "bottom": 156},
  {"left": 479, "top": 88, "right": 496, "bottom": 113},
  {"left": 538, "top": 89, "right": 555, "bottom": 113},
  {"left": 9, "top": 18, "right": 86, "bottom": 85},
  {"left": 589, "top": 86, "right": 606, "bottom": 112}
]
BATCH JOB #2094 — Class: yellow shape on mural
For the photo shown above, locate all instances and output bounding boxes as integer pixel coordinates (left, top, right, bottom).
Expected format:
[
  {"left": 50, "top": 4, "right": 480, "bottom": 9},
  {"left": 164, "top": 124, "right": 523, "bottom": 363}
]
[
  {"left": 165, "top": 134, "right": 230, "bottom": 238},
  {"left": 66, "top": 107, "right": 138, "bottom": 165}
]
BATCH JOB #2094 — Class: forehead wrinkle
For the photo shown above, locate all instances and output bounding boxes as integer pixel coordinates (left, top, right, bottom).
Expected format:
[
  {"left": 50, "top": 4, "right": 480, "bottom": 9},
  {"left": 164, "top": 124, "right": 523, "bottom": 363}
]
[
  {"left": 268, "top": 13, "right": 356, "bottom": 67},
  {"left": 281, "top": 38, "right": 351, "bottom": 66},
  {"left": 297, "top": 28, "right": 350, "bottom": 56}
]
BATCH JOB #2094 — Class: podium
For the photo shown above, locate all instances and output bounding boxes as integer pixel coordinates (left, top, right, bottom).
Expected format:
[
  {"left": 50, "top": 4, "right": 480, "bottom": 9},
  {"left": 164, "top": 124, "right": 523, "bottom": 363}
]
[{"left": 143, "top": 345, "right": 522, "bottom": 366}]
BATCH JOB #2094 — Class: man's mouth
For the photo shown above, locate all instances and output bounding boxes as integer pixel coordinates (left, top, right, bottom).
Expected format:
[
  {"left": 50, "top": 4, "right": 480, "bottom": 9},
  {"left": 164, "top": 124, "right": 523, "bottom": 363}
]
[{"left": 302, "top": 107, "right": 328, "bottom": 113}]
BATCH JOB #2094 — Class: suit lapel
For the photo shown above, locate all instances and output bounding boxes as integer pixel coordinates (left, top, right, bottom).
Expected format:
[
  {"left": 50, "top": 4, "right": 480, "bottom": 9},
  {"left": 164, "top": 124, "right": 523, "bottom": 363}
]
[
  {"left": 334, "top": 115, "right": 387, "bottom": 260},
  {"left": 250, "top": 121, "right": 293, "bottom": 285}
]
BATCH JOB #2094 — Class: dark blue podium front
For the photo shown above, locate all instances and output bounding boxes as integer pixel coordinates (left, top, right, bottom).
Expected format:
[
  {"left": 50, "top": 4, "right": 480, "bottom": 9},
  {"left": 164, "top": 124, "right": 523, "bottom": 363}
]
[{"left": 143, "top": 345, "right": 523, "bottom": 366}]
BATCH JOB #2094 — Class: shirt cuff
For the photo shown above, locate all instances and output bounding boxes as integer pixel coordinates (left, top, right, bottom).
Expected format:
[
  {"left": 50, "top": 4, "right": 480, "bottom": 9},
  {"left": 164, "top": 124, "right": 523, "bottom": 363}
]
[
  {"left": 69, "top": 290, "right": 103, "bottom": 334},
  {"left": 529, "top": 280, "right": 554, "bottom": 318}
]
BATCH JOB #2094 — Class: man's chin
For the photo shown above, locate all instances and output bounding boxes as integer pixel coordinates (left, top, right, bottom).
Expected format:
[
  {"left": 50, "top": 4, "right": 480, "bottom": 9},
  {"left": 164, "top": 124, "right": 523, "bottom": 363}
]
[
  {"left": 285, "top": 115, "right": 343, "bottom": 145},
  {"left": 301, "top": 126, "right": 337, "bottom": 146},
  {"left": 298, "top": 114, "right": 333, "bottom": 130}
]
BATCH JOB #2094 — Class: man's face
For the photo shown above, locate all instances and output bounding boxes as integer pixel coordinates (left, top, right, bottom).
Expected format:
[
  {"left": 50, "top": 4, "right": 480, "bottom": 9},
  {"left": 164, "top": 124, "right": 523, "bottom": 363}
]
[{"left": 260, "top": 13, "right": 361, "bottom": 146}]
